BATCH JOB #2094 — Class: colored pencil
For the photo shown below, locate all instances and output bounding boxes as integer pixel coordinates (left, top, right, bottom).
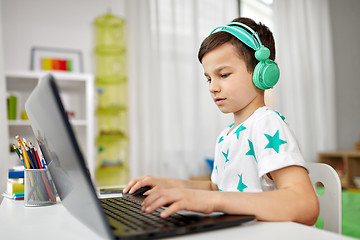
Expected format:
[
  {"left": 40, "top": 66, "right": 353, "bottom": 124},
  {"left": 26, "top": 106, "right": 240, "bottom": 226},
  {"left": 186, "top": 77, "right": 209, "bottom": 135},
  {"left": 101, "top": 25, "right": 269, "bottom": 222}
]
[
  {"left": 28, "top": 142, "right": 39, "bottom": 169},
  {"left": 34, "top": 148, "right": 43, "bottom": 169},
  {"left": 24, "top": 145, "right": 35, "bottom": 169},
  {"left": 15, "top": 136, "right": 30, "bottom": 169}
]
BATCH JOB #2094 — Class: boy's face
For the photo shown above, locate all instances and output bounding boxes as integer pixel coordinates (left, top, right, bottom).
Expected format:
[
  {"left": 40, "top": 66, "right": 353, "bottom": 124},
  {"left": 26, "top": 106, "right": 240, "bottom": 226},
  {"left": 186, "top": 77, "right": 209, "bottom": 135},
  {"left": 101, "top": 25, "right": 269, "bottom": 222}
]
[{"left": 202, "top": 42, "right": 263, "bottom": 121}]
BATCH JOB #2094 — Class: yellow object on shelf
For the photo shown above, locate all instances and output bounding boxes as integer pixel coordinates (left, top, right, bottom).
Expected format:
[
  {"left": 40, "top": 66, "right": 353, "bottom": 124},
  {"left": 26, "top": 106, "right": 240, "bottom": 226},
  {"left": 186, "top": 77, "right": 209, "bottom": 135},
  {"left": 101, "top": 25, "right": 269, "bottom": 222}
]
[
  {"left": 7, "top": 178, "right": 24, "bottom": 195},
  {"left": 95, "top": 48, "right": 127, "bottom": 78},
  {"left": 21, "top": 110, "right": 29, "bottom": 120},
  {"left": 94, "top": 12, "right": 128, "bottom": 183},
  {"left": 96, "top": 135, "right": 128, "bottom": 168},
  {"left": 96, "top": 107, "right": 128, "bottom": 136},
  {"left": 95, "top": 166, "right": 129, "bottom": 187},
  {"left": 94, "top": 13, "right": 126, "bottom": 49},
  {"left": 7, "top": 94, "right": 17, "bottom": 120},
  {"left": 96, "top": 79, "right": 128, "bottom": 107}
]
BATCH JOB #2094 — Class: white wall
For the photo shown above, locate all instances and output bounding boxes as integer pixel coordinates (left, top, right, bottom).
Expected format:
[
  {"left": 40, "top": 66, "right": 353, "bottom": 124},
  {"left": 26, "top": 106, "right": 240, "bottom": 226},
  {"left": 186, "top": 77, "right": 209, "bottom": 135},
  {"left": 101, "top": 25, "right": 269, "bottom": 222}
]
[
  {"left": 1, "top": 0, "right": 126, "bottom": 73},
  {"left": 0, "top": 0, "right": 127, "bottom": 200},
  {"left": 329, "top": 0, "right": 360, "bottom": 150},
  {"left": 0, "top": 0, "right": 9, "bottom": 203}
]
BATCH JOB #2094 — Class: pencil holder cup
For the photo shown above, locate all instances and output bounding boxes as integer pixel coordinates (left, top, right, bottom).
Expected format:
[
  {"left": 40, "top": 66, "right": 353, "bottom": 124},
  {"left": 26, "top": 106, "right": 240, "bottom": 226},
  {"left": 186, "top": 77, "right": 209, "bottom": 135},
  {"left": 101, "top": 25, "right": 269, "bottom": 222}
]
[{"left": 24, "top": 169, "right": 56, "bottom": 207}]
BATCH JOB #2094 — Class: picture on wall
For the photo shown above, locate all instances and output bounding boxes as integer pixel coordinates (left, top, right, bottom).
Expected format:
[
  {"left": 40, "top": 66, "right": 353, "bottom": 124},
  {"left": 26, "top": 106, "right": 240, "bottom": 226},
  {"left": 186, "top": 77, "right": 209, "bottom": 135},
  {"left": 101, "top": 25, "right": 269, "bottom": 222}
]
[{"left": 30, "top": 46, "right": 83, "bottom": 73}]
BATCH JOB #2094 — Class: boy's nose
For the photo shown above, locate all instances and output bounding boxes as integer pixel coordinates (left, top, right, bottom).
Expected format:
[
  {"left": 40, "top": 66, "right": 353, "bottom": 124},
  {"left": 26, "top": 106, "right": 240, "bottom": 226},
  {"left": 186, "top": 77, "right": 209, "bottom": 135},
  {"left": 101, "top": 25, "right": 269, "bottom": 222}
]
[{"left": 209, "top": 80, "right": 220, "bottom": 93}]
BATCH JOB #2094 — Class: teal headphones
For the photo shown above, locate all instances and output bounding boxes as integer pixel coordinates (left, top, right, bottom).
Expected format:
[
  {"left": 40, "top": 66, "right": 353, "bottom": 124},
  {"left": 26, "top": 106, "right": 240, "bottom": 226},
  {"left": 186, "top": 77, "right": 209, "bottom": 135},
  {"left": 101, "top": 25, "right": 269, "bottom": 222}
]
[{"left": 210, "top": 22, "right": 280, "bottom": 90}]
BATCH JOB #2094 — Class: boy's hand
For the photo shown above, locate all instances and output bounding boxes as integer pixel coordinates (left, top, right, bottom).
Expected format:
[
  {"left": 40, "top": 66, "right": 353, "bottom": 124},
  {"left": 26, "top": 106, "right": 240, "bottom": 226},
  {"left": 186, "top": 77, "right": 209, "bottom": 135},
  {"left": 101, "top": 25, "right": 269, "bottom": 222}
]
[
  {"left": 141, "top": 188, "right": 216, "bottom": 218},
  {"left": 122, "top": 175, "right": 180, "bottom": 195}
]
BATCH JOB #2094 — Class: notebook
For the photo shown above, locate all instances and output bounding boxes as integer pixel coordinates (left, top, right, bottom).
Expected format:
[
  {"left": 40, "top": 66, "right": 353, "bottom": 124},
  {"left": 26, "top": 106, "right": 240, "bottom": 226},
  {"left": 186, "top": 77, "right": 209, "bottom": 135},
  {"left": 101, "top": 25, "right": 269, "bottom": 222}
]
[{"left": 25, "top": 73, "right": 256, "bottom": 239}]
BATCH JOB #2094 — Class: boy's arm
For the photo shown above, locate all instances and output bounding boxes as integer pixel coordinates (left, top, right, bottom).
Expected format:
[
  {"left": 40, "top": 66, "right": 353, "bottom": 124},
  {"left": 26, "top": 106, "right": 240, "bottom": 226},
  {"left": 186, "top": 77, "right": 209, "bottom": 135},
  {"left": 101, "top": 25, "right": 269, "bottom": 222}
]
[
  {"left": 142, "top": 165, "right": 319, "bottom": 226},
  {"left": 123, "top": 175, "right": 218, "bottom": 195},
  {"left": 213, "top": 165, "right": 319, "bottom": 225},
  {"left": 182, "top": 179, "right": 218, "bottom": 191}
]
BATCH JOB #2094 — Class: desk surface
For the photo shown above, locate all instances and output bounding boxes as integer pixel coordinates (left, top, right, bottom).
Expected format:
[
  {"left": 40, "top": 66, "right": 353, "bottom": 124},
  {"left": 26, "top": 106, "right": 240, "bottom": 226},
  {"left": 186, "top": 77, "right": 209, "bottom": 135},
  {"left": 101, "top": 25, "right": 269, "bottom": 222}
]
[{"left": 0, "top": 198, "right": 355, "bottom": 240}]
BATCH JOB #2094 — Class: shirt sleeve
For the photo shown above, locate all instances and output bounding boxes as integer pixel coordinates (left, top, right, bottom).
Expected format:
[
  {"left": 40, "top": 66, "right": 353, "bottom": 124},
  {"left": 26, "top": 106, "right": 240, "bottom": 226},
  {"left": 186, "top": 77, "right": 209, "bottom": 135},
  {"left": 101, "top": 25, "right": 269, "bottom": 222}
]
[
  {"left": 249, "top": 111, "right": 306, "bottom": 178},
  {"left": 211, "top": 132, "right": 221, "bottom": 186}
]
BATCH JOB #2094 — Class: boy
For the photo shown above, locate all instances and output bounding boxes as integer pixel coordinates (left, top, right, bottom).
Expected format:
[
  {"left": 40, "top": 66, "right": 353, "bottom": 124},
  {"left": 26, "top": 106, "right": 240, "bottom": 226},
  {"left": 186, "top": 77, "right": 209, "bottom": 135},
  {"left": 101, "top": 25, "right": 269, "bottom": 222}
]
[{"left": 123, "top": 17, "right": 319, "bottom": 226}]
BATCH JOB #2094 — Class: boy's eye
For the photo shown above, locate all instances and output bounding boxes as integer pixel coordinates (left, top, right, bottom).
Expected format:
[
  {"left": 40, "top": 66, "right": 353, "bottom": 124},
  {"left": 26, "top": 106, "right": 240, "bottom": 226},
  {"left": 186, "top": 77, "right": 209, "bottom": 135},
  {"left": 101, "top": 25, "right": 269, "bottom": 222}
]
[
  {"left": 206, "top": 78, "right": 211, "bottom": 83},
  {"left": 221, "top": 73, "right": 230, "bottom": 78}
]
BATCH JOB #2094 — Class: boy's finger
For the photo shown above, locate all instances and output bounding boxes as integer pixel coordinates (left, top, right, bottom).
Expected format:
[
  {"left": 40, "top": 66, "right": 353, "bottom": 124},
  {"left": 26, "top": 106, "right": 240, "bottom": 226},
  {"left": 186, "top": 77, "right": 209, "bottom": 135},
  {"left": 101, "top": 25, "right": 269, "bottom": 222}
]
[
  {"left": 144, "top": 190, "right": 179, "bottom": 215},
  {"left": 143, "top": 187, "right": 156, "bottom": 195},
  {"left": 129, "top": 182, "right": 142, "bottom": 194},
  {"left": 123, "top": 179, "right": 138, "bottom": 193},
  {"left": 160, "top": 202, "right": 183, "bottom": 218},
  {"left": 142, "top": 190, "right": 160, "bottom": 207},
  {"left": 144, "top": 195, "right": 170, "bottom": 214}
]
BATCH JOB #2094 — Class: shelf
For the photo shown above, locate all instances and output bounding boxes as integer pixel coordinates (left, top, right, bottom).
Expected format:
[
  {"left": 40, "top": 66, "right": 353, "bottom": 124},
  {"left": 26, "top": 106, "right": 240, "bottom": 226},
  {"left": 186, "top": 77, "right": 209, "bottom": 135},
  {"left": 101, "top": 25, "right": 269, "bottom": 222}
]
[
  {"left": 70, "top": 119, "right": 88, "bottom": 126},
  {"left": 318, "top": 150, "right": 360, "bottom": 189},
  {"left": 8, "top": 120, "right": 31, "bottom": 126},
  {"left": 5, "top": 71, "right": 95, "bottom": 178},
  {"left": 6, "top": 70, "right": 92, "bottom": 81},
  {"left": 8, "top": 119, "right": 88, "bottom": 126}
]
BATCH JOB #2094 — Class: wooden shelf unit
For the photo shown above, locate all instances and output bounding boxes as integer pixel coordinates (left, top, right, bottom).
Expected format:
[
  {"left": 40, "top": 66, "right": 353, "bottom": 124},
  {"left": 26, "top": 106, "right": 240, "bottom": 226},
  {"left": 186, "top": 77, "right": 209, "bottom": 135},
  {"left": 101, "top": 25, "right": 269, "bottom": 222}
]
[{"left": 318, "top": 151, "right": 360, "bottom": 189}]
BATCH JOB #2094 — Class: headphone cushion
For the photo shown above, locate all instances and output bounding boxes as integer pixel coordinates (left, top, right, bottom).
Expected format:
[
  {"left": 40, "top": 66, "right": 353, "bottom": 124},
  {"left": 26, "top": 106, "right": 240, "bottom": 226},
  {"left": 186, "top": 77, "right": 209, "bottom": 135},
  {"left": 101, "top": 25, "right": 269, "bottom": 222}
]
[{"left": 253, "top": 60, "right": 280, "bottom": 90}]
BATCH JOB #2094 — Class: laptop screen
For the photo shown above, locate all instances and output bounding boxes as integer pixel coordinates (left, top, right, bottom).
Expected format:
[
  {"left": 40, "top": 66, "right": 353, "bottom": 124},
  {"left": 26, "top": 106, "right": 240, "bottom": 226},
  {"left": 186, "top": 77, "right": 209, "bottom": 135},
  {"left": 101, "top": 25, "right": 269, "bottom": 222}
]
[{"left": 25, "top": 73, "right": 113, "bottom": 239}]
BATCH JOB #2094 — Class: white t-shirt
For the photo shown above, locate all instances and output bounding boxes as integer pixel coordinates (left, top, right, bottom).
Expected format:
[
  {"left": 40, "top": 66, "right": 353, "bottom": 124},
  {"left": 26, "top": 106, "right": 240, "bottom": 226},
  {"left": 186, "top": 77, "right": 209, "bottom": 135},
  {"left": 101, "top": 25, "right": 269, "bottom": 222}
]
[{"left": 211, "top": 106, "right": 306, "bottom": 192}]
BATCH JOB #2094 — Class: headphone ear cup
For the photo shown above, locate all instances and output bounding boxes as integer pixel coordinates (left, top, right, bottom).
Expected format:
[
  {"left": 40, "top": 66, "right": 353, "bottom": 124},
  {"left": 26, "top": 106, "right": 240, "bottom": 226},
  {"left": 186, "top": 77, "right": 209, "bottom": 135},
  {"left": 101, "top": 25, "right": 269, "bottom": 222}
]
[
  {"left": 253, "top": 60, "right": 280, "bottom": 90},
  {"left": 255, "top": 46, "right": 270, "bottom": 61}
]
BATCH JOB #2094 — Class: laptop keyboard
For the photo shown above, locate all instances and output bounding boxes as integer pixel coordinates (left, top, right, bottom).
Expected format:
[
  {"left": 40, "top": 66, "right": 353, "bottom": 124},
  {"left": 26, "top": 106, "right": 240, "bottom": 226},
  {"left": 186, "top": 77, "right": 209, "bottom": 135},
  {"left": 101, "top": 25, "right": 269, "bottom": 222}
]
[{"left": 100, "top": 197, "right": 192, "bottom": 231}]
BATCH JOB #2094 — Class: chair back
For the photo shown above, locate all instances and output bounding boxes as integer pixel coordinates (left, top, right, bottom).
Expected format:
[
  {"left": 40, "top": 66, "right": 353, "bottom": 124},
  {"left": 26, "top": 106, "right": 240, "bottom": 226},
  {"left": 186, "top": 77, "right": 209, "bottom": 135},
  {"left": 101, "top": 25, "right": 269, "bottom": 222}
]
[{"left": 306, "top": 162, "right": 342, "bottom": 233}]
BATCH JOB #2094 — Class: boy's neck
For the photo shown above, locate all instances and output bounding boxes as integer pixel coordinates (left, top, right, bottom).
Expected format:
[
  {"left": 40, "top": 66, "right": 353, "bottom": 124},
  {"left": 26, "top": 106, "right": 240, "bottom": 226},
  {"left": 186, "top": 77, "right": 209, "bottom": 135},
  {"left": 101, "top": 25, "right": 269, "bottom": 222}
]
[{"left": 233, "top": 95, "right": 265, "bottom": 128}]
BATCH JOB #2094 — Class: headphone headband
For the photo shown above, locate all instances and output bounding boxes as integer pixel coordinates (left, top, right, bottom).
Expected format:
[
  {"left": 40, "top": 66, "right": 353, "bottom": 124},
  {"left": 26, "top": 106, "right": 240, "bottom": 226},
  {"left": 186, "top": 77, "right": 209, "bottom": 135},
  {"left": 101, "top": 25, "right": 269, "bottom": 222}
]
[
  {"left": 210, "top": 22, "right": 263, "bottom": 50},
  {"left": 226, "top": 22, "right": 263, "bottom": 48},
  {"left": 209, "top": 21, "right": 280, "bottom": 90}
]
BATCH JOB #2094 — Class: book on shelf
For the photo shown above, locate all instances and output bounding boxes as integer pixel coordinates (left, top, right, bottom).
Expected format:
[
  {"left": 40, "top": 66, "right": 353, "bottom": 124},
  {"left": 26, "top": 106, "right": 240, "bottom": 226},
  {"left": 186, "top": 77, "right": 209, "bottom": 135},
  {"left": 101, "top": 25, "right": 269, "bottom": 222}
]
[
  {"left": 8, "top": 169, "right": 24, "bottom": 179},
  {"left": 6, "top": 178, "right": 24, "bottom": 196},
  {"left": 2, "top": 192, "right": 24, "bottom": 201}
]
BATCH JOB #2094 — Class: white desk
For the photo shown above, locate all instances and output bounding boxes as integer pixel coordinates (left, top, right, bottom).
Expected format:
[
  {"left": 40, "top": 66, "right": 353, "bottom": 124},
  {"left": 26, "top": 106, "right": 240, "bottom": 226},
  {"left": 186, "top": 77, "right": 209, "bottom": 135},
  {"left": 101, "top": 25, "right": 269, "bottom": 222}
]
[{"left": 0, "top": 198, "right": 355, "bottom": 240}]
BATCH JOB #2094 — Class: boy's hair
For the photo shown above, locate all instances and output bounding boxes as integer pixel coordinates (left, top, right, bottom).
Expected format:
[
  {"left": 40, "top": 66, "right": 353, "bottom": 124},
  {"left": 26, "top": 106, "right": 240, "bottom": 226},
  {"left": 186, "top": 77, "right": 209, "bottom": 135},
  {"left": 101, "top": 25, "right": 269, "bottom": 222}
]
[{"left": 198, "top": 17, "right": 276, "bottom": 74}]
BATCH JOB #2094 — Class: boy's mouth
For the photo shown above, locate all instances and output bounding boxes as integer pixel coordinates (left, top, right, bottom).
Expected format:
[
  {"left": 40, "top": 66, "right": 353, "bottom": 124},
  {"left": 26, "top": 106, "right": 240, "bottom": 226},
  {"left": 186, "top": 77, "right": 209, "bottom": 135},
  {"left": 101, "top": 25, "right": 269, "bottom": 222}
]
[{"left": 214, "top": 97, "right": 226, "bottom": 105}]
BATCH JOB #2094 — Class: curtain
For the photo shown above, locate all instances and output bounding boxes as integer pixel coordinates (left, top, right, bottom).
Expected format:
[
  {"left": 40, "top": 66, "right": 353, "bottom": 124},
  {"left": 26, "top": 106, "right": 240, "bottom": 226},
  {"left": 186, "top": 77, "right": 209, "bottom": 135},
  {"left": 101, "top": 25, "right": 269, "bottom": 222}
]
[
  {"left": 273, "top": 0, "right": 337, "bottom": 162},
  {"left": 126, "top": 0, "right": 238, "bottom": 179}
]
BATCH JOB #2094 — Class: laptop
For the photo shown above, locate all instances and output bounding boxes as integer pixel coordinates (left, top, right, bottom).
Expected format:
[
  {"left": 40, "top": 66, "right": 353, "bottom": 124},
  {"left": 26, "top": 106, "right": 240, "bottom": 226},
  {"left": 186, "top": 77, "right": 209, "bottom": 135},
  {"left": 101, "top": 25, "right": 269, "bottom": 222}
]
[{"left": 25, "top": 73, "right": 256, "bottom": 239}]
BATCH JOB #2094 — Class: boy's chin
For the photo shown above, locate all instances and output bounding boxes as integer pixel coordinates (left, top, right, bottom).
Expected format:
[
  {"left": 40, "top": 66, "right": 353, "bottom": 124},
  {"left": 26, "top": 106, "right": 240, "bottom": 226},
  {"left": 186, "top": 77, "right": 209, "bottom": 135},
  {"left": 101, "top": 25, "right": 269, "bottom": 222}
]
[{"left": 217, "top": 108, "right": 232, "bottom": 114}]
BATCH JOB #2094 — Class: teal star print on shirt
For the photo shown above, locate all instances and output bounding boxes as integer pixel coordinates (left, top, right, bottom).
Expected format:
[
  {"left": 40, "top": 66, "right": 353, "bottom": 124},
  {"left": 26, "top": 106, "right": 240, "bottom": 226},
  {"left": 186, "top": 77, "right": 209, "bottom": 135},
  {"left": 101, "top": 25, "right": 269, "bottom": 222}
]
[
  {"left": 246, "top": 139, "right": 257, "bottom": 162},
  {"left": 218, "top": 136, "right": 224, "bottom": 143},
  {"left": 274, "top": 110, "right": 286, "bottom": 121},
  {"left": 237, "top": 174, "right": 247, "bottom": 192},
  {"left": 234, "top": 124, "right": 246, "bottom": 139},
  {"left": 266, "top": 108, "right": 286, "bottom": 121},
  {"left": 264, "top": 130, "right": 287, "bottom": 153},
  {"left": 222, "top": 149, "right": 230, "bottom": 165}
]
